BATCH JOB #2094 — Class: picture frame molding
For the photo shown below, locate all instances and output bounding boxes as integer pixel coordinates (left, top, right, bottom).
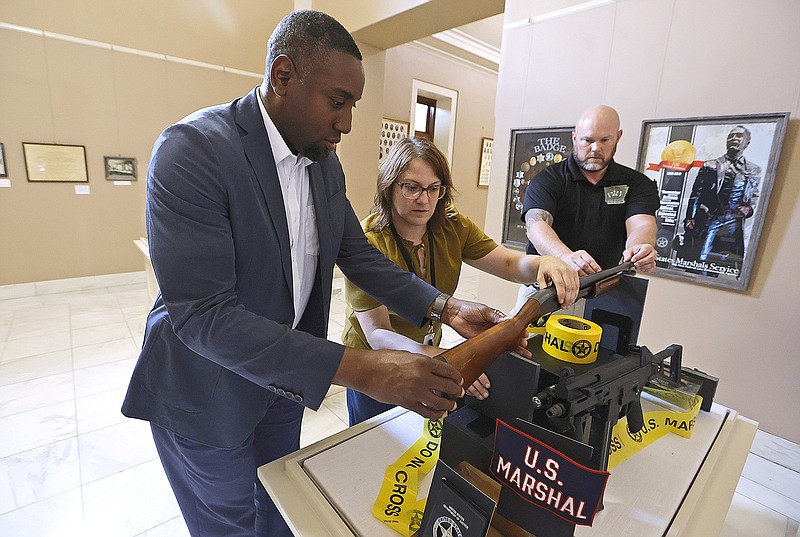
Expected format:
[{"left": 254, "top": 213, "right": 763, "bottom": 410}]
[
  {"left": 636, "top": 111, "right": 790, "bottom": 291},
  {"left": 0, "top": 142, "right": 7, "bottom": 178},
  {"left": 22, "top": 142, "right": 88, "bottom": 183},
  {"left": 478, "top": 137, "right": 493, "bottom": 188},
  {"left": 379, "top": 118, "right": 410, "bottom": 166},
  {"left": 104, "top": 156, "right": 138, "bottom": 181},
  {"left": 502, "top": 125, "right": 574, "bottom": 249}
]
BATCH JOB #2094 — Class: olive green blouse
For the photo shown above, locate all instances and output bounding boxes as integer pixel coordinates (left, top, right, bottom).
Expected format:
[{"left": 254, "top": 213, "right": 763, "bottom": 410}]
[{"left": 342, "top": 207, "right": 497, "bottom": 349}]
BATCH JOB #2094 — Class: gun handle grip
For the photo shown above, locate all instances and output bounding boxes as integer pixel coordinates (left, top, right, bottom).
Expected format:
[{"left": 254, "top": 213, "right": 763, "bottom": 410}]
[{"left": 627, "top": 397, "right": 645, "bottom": 434}]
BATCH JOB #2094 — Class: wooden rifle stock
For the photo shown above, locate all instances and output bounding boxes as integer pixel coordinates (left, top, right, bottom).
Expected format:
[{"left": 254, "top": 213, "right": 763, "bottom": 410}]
[{"left": 436, "top": 262, "right": 634, "bottom": 388}]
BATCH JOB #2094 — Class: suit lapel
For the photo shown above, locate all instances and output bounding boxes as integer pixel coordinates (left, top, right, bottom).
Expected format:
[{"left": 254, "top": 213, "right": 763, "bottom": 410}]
[
  {"left": 236, "top": 89, "right": 293, "bottom": 294},
  {"left": 308, "top": 162, "right": 332, "bottom": 313}
]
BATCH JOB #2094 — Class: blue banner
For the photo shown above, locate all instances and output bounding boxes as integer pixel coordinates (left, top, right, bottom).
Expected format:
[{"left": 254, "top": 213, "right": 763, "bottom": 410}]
[{"left": 491, "top": 420, "right": 609, "bottom": 526}]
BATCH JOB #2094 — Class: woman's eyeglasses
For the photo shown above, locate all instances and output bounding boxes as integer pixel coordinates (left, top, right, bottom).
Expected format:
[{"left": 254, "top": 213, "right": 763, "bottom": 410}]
[{"left": 396, "top": 182, "right": 447, "bottom": 200}]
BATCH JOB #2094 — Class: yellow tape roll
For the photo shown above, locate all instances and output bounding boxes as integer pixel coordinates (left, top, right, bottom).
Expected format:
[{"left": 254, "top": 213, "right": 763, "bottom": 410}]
[{"left": 527, "top": 315, "right": 602, "bottom": 364}]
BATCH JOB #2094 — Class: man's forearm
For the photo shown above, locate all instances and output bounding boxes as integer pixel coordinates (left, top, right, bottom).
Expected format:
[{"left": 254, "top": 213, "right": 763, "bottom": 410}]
[
  {"left": 625, "top": 215, "right": 657, "bottom": 249},
  {"left": 525, "top": 210, "right": 573, "bottom": 259}
]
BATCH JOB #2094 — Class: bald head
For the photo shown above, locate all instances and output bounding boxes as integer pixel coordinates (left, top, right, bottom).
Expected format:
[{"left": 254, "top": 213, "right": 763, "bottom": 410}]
[
  {"left": 572, "top": 105, "right": 623, "bottom": 181},
  {"left": 577, "top": 105, "right": 620, "bottom": 133}
]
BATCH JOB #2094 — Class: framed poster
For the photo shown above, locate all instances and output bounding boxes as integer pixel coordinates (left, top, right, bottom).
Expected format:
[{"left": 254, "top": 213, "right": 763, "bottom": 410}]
[
  {"left": 22, "top": 142, "right": 88, "bottom": 183},
  {"left": 104, "top": 156, "right": 137, "bottom": 180},
  {"left": 379, "top": 118, "right": 409, "bottom": 165},
  {"left": 502, "top": 126, "right": 573, "bottom": 249},
  {"left": 478, "top": 137, "right": 493, "bottom": 187},
  {"left": 637, "top": 112, "right": 789, "bottom": 291},
  {"left": 0, "top": 143, "right": 7, "bottom": 177}
]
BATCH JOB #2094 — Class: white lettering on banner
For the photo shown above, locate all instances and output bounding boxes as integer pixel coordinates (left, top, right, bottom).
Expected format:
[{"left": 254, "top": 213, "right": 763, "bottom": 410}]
[{"left": 495, "top": 456, "right": 588, "bottom": 520}]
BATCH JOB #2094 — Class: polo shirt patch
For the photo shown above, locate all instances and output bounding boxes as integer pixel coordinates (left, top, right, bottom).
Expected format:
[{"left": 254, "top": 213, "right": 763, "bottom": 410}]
[{"left": 604, "top": 185, "right": 628, "bottom": 205}]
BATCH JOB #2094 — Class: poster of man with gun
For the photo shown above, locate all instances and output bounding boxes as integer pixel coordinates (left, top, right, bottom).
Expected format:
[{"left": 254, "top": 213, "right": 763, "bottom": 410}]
[{"left": 637, "top": 112, "right": 788, "bottom": 291}]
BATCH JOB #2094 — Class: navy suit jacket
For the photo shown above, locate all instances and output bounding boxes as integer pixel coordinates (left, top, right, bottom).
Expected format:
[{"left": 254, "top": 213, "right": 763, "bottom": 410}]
[{"left": 122, "top": 88, "right": 438, "bottom": 448}]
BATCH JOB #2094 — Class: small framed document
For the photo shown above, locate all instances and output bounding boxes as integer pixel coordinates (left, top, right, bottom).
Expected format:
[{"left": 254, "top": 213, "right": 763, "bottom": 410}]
[
  {"left": 478, "top": 137, "right": 493, "bottom": 187},
  {"left": 104, "top": 156, "right": 137, "bottom": 180},
  {"left": 23, "top": 142, "right": 88, "bottom": 183}
]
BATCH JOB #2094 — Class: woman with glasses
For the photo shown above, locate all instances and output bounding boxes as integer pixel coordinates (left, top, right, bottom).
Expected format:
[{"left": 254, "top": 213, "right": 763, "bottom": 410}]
[{"left": 342, "top": 137, "right": 579, "bottom": 425}]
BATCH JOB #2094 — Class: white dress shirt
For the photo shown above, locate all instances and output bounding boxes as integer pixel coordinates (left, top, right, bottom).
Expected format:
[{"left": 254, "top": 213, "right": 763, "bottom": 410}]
[{"left": 257, "top": 89, "right": 319, "bottom": 328}]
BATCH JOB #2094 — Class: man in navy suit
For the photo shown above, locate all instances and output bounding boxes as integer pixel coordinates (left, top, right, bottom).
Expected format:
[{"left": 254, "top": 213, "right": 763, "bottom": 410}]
[{"left": 121, "top": 10, "right": 529, "bottom": 537}]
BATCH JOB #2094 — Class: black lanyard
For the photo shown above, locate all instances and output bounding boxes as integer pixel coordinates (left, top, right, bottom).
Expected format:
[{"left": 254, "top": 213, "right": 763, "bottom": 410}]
[
  {"left": 389, "top": 223, "right": 436, "bottom": 289},
  {"left": 390, "top": 223, "right": 438, "bottom": 344}
]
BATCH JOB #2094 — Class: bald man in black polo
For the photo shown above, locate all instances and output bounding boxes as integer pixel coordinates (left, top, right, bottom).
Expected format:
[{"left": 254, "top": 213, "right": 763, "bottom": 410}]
[{"left": 523, "top": 105, "right": 659, "bottom": 275}]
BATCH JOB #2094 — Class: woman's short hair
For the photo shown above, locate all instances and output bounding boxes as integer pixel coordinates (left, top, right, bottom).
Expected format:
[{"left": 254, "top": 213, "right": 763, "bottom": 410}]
[{"left": 370, "top": 137, "right": 456, "bottom": 231}]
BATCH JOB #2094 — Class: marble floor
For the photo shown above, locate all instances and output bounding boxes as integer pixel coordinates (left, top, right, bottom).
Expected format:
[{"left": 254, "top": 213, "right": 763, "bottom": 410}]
[{"left": 0, "top": 266, "right": 798, "bottom": 536}]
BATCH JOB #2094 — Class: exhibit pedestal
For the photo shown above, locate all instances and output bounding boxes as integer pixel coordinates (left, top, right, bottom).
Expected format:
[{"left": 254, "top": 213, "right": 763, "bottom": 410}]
[{"left": 258, "top": 402, "right": 756, "bottom": 537}]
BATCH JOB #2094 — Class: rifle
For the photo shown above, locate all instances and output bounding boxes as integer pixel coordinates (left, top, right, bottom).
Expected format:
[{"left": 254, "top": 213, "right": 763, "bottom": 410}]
[{"left": 437, "top": 262, "right": 635, "bottom": 390}]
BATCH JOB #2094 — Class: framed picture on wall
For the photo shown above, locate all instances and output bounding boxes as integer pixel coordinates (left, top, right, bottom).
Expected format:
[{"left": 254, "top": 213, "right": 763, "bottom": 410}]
[
  {"left": 0, "top": 143, "right": 7, "bottom": 177},
  {"left": 501, "top": 126, "right": 574, "bottom": 249},
  {"left": 104, "top": 156, "right": 137, "bottom": 180},
  {"left": 22, "top": 142, "right": 88, "bottom": 183},
  {"left": 478, "top": 137, "right": 493, "bottom": 187},
  {"left": 637, "top": 112, "right": 790, "bottom": 291},
  {"left": 379, "top": 118, "right": 409, "bottom": 165}
]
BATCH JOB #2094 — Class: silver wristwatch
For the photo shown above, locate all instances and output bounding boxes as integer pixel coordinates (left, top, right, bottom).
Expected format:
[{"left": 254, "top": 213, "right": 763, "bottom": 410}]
[{"left": 429, "top": 292, "right": 451, "bottom": 322}]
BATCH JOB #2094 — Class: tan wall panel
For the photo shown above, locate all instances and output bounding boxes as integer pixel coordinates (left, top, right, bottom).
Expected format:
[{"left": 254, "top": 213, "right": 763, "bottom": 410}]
[
  {"left": 380, "top": 45, "right": 497, "bottom": 226},
  {"left": 1, "top": 0, "right": 291, "bottom": 74},
  {"left": 0, "top": 25, "right": 257, "bottom": 285},
  {"left": 337, "top": 44, "right": 387, "bottom": 219},
  {"left": 483, "top": 0, "right": 800, "bottom": 443}
]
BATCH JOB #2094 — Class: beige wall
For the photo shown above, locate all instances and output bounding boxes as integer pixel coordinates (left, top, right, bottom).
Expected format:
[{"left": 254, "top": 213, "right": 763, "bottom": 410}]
[
  {"left": 483, "top": 0, "right": 800, "bottom": 443},
  {"left": 0, "top": 24, "right": 260, "bottom": 285},
  {"left": 376, "top": 44, "right": 497, "bottom": 224},
  {"left": 0, "top": 2, "right": 496, "bottom": 284},
  {"left": 337, "top": 44, "right": 387, "bottom": 219},
  {"left": 0, "top": 0, "right": 289, "bottom": 74}
]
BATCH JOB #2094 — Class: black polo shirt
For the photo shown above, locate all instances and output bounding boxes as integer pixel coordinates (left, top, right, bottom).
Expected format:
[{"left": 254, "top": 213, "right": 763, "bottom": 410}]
[{"left": 521, "top": 154, "right": 659, "bottom": 270}]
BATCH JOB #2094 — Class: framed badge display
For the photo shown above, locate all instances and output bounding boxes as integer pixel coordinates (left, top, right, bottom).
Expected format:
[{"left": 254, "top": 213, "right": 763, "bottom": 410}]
[
  {"left": 636, "top": 112, "right": 789, "bottom": 291},
  {"left": 379, "top": 118, "right": 410, "bottom": 166},
  {"left": 502, "top": 126, "right": 574, "bottom": 249},
  {"left": 478, "top": 137, "right": 493, "bottom": 187}
]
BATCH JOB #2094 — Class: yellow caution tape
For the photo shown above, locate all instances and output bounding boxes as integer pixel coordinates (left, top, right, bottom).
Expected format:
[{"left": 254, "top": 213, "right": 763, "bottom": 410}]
[
  {"left": 527, "top": 314, "right": 603, "bottom": 364},
  {"left": 373, "top": 418, "right": 443, "bottom": 536},
  {"left": 608, "top": 395, "right": 703, "bottom": 470},
  {"left": 373, "top": 395, "right": 701, "bottom": 534}
]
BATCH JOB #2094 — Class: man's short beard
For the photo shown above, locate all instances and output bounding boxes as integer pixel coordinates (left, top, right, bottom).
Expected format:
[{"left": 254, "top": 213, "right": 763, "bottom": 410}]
[
  {"left": 302, "top": 145, "right": 329, "bottom": 162},
  {"left": 574, "top": 151, "right": 610, "bottom": 172}
]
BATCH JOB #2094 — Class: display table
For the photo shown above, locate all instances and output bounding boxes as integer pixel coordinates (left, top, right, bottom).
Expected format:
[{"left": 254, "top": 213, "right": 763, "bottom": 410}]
[{"left": 258, "top": 402, "right": 756, "bottom": 537}]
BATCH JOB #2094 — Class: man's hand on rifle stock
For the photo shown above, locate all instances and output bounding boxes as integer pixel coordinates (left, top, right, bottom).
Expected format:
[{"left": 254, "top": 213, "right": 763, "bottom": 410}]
[{"left": 440, "top": 298, "right": 531, "bottom": 358}]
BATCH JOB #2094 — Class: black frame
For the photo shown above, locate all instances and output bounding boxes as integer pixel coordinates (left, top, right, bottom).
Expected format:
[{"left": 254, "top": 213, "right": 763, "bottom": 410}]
[
  {"left": 104, "top": 156, "right": 138, "bottom": 181},
  {"left": 0, "top": 142, "right": 7, "bottom": 177},
  {"left": 22, "top": 142, "right": 88, "bottom": 183},
  {"left": 502, "top": 126, "right": 574, "bottom": 249}
]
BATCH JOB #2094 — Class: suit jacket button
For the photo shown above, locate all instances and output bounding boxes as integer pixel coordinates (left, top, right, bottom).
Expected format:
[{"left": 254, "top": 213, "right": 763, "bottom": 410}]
[
  {"left": 294, "top": 395, "right": 303, "bottom": 403},
  {"left": 267, "top": 385, "right": 277, "bottom": 392},
  {"left": 276, "top": 388, "right": 286, "bottom": 396}
]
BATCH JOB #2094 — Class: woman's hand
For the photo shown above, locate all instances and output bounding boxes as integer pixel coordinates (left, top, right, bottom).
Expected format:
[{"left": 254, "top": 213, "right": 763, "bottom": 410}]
[{"left": 536, "top": 256, "right": 580, "bottom": 307}]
